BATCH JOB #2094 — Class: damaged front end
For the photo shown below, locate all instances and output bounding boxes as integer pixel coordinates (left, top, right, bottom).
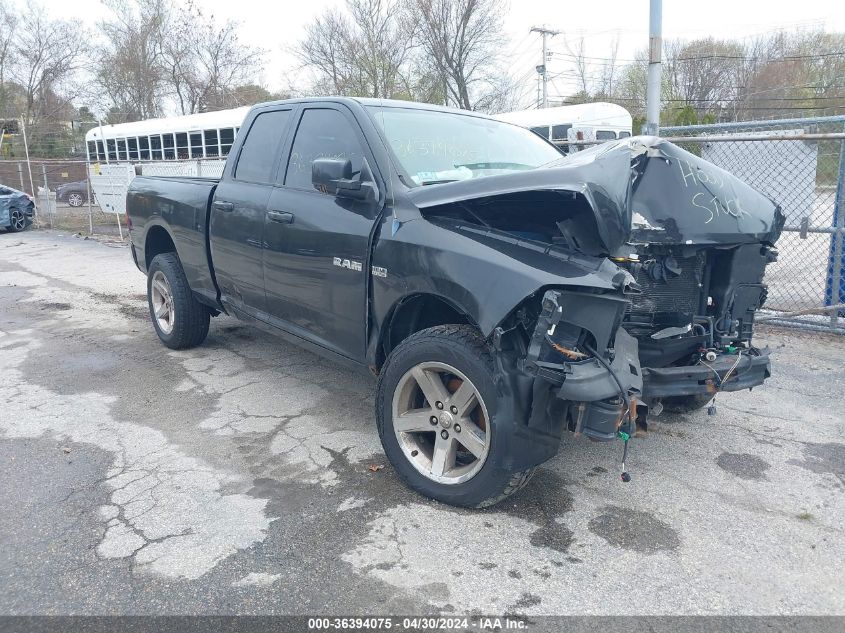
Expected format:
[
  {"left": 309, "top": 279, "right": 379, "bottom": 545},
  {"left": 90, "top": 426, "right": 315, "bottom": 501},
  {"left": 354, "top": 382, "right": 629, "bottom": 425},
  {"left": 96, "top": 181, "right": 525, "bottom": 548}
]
[
  {"left": 494, "top": 137, "right": 783, "bottom": 449},
  {"left": 521, "top": 289, "right": 643, "bottom": 442},
  {"left": 409, "top": 136, "right": 782, "bottom": 472}
]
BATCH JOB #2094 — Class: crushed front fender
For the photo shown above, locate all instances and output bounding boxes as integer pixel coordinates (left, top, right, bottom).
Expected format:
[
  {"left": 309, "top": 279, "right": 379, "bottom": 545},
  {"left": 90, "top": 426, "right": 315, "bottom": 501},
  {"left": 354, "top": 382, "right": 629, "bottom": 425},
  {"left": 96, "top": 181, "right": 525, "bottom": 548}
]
[{"left": 522, "top": 288, "right": 642, "bottom": 442}]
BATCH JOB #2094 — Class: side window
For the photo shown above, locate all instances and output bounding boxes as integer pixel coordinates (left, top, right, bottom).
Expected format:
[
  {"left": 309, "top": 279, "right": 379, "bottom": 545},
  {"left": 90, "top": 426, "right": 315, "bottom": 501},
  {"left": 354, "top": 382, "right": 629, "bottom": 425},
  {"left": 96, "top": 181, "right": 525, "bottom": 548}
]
[
  {"left": 189, "top": 131, "right": 203, "bottom": 158},
  {"left": 163, "top": 134, "right": 175, "bottom": 159},
  {"left": 530, "top": 126, "right": 549, "bottom": 139},
  {"left": 551, "top": 124, "right": 571, "bottom": 141},
  {"left": 220, "top": 128, "right": 235, "bottom": 156},
  {"left": 234, "top": 110, "right": 291, "bottom": 183},
  {"left": 150, "top": 135, "right": 162, "bottom": 160},
  {"left": 139, "top": 136, "right": 150, "bottom": 160},
  {"left": 204, "top": 129, "right": 219, "bottom": 157},
  {"left": 285, "top": 109, "right": 364, "bottom": 192},
  {"left": 176, "top": 133, "right": 189, "bottom": 159},
  {"left": 619, "top": 131, "right": 631, "bottom": 138}
]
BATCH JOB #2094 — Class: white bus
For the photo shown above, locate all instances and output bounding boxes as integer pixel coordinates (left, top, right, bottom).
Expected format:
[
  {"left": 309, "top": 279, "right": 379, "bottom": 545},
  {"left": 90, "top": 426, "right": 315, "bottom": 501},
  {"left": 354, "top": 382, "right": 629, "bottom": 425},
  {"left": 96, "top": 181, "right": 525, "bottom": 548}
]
[
  {"left": 84, "top": 107, "right": 250, "bottom": 213},
  {"left": 495, "top": 102, "right": 633, "bottom": 152}
]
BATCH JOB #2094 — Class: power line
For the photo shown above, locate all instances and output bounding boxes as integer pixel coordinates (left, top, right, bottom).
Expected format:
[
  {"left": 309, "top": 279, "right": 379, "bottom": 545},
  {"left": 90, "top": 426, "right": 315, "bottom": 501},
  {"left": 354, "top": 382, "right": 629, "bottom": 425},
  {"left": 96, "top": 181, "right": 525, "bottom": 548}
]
[{"left": 549, "top": 49, "right": 845, "bottom": 65}]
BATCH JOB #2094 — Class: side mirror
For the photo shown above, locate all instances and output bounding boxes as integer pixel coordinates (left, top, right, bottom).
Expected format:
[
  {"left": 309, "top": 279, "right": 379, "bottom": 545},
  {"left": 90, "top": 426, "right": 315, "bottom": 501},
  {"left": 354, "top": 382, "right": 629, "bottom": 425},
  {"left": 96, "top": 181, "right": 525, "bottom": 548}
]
[
  {"left": 311, "top": 158, "right": 376, "bottom": 203},
  {"left": 312, "top": 158, "right": 351, "bottom": 195}
]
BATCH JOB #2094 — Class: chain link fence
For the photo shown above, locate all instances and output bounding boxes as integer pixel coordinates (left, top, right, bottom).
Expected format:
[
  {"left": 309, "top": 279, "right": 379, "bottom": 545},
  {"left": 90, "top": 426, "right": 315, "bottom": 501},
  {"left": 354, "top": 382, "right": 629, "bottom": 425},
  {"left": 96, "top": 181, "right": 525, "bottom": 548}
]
[
  {"left": 0, "top": 158, "right": 227, "bottom": 237},
  {"left": 4, "top": 117, "right": 843, "bottom": 333},
  {"left": 661, "top": 115, "right": 845, "bottom": 333},
  {"left": 1, "top": 158, "right": 116, "bottom": 235}
]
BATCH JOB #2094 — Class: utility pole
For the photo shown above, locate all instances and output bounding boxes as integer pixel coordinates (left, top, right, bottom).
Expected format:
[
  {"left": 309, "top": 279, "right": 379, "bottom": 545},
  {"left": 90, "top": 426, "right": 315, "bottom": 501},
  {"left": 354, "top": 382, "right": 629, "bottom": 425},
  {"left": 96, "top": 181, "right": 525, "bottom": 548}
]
[
  {"left": 531, "top": 26, "right": 560, "bottom": 108},
  {"left": 645, "top": 0, "right": 662, "bottom": 135}
]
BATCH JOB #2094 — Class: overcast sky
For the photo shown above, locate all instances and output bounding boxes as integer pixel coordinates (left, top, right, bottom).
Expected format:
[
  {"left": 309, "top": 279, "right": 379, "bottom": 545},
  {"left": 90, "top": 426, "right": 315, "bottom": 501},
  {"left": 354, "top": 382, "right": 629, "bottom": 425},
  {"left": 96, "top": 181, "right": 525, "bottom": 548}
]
[{"left": 43, "top": 0, "right": 845, "bottom": 104}]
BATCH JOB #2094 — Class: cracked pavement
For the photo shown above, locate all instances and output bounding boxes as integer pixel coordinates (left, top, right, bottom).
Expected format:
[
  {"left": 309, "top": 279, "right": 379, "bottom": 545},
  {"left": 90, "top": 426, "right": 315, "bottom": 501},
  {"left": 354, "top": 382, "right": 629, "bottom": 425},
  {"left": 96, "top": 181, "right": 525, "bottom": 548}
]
[{"left": 1, "top": 231, "right": 843, "bottom": 615}]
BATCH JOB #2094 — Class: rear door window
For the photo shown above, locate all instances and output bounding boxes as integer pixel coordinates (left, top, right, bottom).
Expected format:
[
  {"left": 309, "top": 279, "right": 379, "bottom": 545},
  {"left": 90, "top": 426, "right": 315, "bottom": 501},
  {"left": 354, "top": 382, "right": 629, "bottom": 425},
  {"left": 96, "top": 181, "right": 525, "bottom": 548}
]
[
  {"left": 234, "top": 110, "right": 291, "bottom": 183},
  {"left": 596, "top": 130, "right": 617, "bottom": 140}
]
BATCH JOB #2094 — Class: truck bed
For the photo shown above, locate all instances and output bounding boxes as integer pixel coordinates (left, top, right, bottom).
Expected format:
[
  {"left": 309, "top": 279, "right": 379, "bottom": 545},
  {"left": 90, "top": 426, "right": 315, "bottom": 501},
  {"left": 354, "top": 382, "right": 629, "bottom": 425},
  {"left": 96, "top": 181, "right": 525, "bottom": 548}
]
[{"left": 127, "top": 176, "right": 220, "bottom": 305}]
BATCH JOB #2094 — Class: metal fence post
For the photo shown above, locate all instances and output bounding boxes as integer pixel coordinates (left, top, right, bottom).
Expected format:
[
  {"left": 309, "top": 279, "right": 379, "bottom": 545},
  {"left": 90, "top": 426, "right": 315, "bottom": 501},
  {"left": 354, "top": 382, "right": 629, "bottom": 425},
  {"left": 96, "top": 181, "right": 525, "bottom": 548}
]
[
  {"left": 826, "top": 130, "right": 845, "bottom": 326},
  {"left": 19, "top": 116, "right": 37, "bottom": 223},
  {"left": 41, "top": 164, "right": 53, "bottom": 229},
  {"left": 17, "top": 161, "right": 25, "bottom": 192},
  {"left": 85, "top": 158, "right": 94, "bottom": 235}
]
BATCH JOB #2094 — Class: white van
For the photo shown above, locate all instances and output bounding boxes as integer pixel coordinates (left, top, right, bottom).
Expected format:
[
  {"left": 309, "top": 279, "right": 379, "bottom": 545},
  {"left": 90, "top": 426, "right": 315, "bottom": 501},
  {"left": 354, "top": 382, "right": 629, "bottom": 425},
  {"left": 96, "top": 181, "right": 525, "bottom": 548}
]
[{"left": 495, "top": 102, "right": 633, "bottom": 152}]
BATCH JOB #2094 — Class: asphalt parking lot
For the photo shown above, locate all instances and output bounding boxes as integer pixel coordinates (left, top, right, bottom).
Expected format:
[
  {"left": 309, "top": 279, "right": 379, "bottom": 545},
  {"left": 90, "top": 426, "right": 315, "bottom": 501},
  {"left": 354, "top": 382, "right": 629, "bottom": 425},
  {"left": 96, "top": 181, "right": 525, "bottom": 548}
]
[{"left": 1, "top": 230, "right": 843, "bottom": 616}]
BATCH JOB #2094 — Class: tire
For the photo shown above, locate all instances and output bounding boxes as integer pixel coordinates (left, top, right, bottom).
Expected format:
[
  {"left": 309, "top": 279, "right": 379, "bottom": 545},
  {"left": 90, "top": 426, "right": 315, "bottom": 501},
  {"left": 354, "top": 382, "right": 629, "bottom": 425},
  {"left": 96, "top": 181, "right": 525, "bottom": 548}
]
[
  {"left": 662, "top": 393, "right": 713, "bottom": 414},
  {"left": 6, "top": 207, "right": 29, "bottom": 233},
  {"left": 67, "top": 192, "right": 85, "bottom": 207},
  {"left": 147, "top": 252, "right": 210, "bottom": 350},
  {"left": 376, "top": 324, "right": 535, "bottom": 508}
]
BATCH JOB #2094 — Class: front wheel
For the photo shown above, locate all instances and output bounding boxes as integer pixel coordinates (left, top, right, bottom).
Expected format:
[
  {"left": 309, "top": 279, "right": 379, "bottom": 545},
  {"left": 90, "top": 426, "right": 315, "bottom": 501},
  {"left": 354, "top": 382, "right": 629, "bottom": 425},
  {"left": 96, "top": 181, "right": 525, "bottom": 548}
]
[
  {"left": 6, "top": 207, "right": 29, "bottom": 232},
  {"left": 147, "top": 252, "right": 210, "bottom": 350},
  {"left": 376, "top": 325, "right": 535, "bottom": 508},
  {"left": 67, "top": 192, "right": 85, "bottom": 207}
]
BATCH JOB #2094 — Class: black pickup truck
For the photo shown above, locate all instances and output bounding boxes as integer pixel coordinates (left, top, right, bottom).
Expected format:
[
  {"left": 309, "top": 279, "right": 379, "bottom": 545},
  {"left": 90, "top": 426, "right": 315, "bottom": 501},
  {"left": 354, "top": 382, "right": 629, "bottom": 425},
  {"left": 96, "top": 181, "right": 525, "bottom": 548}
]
[{"left": 126, "top": 98, "right": 783, "bottom": 507}]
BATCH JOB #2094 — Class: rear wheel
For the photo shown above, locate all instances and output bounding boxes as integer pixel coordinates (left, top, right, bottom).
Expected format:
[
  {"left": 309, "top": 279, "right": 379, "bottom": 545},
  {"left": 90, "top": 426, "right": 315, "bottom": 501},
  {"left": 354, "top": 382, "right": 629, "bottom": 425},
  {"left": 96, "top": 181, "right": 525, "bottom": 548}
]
[
  {"left": 147, "top": 252, "right": 210, "bottom": 349},
  {"left": 376, "top": 325, "right": 535, "bottom": 508},
  {"left": 6, "top": 207, "right": 28, "bottom": 232}
]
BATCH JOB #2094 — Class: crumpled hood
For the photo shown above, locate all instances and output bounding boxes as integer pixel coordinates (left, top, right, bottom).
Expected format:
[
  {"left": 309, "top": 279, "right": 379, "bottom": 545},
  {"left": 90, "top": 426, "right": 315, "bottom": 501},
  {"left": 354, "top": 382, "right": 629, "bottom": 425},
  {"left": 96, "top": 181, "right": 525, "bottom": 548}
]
[{"left": 407, "top": 136, "right": 785, "bottom": 253}]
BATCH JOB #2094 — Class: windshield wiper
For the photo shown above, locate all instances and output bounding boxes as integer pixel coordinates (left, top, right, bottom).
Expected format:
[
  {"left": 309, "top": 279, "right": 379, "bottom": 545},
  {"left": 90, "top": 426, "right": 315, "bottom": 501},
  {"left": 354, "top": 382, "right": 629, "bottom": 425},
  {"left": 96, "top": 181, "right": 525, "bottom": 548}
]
[
  {"left": 453, "top": 162, "right": 533, "bottom": 170},
  {"left": 420, "top": 179, "right": 460, "bottom": 186}
]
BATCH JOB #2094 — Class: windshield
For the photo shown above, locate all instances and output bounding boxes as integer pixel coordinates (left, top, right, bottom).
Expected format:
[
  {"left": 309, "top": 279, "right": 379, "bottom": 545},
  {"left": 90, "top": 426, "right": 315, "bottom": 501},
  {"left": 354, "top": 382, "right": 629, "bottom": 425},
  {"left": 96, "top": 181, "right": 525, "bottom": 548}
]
[{"left": 368, "top": 106, "right": 563, "bottom": 185}]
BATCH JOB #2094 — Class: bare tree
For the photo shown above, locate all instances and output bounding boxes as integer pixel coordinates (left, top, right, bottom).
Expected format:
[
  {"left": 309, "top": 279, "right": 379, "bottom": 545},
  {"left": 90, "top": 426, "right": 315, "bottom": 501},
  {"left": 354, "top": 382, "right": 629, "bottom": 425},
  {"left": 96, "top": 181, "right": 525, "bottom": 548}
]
[
  {"left": 736, "top": 29, "right": 845, "bottom": 119},
  {"left": 296, "top": 0, "right": 415, "bottom": 99},
  {"left": 163, "top": 2, "right": 265, "bottom": 114},
  {"left": 597, "top": 34, "right": 620, "bottom": 97},
  {"left": 296, "top": 7, "right": 353, "bottom": 95},
  {"left": 663, "top": 37, "right": 744, "bottom": 119},
  {"left": 96, "top": 0, "right": 168, "bottom": 122},
  {"left": 294, "top": 0, "right": 508, "bottom": 108},
  {"left": 354, "top": 0, "right": 419, "bottom": 97},
  {"left": 9, "top": 1, "right": 89, "bottom": 125},
  {"left": 0, "top": 1, "right": 17, "bottom": 120},
  {"left": 563, "top": 36, "right": 590, "bottom": 96},
  {"left": 413, "top": 0, "right": 504, "bottom": 110}
]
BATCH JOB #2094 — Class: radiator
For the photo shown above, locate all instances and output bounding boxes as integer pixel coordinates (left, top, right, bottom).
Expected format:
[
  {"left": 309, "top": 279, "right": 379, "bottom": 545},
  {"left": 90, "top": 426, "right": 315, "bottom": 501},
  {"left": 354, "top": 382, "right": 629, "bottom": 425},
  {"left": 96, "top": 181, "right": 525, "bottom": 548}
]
[{"left": 627, "top": 254, "right": 705, "bottom": 318}]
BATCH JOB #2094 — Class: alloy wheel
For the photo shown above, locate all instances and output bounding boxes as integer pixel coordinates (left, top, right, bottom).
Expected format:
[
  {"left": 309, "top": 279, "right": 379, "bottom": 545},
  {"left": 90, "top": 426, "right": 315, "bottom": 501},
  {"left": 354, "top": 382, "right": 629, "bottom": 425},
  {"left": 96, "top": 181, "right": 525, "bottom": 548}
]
[
  {"left": 392, "top": 361, "right": 490, "bottom": 484},
  {"left": 10, "top": 209, "right": 25, "bottom": 231},
  {"left": 150, "top": 270, "right": 175, "bottom": 334}
]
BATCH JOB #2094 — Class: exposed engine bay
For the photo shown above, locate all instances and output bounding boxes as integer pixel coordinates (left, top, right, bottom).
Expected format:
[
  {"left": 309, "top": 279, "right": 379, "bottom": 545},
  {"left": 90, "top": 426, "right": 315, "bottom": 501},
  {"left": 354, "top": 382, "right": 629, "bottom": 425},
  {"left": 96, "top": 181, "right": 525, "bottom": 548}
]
[{"left": 415, "top": 137, "right": 784, "bottom": 460}]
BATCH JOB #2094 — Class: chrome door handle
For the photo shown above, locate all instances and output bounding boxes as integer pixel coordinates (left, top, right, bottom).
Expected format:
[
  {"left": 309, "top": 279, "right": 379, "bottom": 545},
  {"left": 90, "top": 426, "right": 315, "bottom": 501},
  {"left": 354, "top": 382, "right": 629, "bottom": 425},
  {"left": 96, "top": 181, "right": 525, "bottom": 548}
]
[
  {"left": 213, "top": 200, "right": 234, "bottom": 212},
  {"left": 267, "top": 210, "right": 294, "bottom": 224}
]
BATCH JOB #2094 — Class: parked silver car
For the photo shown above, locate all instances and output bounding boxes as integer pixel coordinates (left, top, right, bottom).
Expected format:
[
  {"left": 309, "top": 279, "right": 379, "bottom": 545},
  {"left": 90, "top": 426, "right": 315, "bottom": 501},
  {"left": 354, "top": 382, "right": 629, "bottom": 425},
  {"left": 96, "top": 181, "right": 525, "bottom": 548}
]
[{"left": 0, "top": 184, "right": 34, "bottom": 232}]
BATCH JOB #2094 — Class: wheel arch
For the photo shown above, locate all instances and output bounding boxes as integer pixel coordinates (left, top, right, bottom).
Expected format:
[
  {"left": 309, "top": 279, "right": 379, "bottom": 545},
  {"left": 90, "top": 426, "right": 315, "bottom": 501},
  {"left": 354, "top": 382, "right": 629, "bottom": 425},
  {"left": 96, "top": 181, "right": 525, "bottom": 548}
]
[
  {"left": 376, "top": 292, "right": 478, "bottom": 370},
  {"left": 144, "top": 224, "right": 178, "bottom": 270}
]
